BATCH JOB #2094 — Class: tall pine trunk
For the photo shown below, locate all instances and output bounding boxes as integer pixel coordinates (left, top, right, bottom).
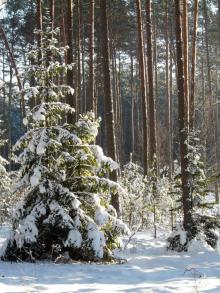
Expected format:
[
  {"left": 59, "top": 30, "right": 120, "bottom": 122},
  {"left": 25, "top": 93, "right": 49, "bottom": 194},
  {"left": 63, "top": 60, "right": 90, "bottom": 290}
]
[
  {"left": 88, "top": 0, "right": 95, "bottom": 113},
  {"left": 183, "top": 0, "right": 189, "bottom": 123},
  {"left": 66, "top": 0, "right": 75, "bottom": 122},
  {"left": 136, "top": 0, "right": 148, "bottom": 175},
  {"left": 146, "top": 0, "right": 157, "bottom": 172},
  {"left": 100, "top": 0, "right": 120, "bottom": 215},
  {"left": 175, "top": 0, "right": 193, "bottom": 234},
  {"left": 189, "top": 0, "right": 198, "bottom": 129}
]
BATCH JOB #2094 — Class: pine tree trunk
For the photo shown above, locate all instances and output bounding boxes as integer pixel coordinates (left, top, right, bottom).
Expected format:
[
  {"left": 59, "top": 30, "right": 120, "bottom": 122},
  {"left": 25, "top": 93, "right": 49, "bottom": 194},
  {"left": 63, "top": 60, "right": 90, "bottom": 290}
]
[
  {"left": 0, "top": 27, "right": 25, "bottom": 118},
  {"left": 130, "top": 54, "right": 135, "bottom": 155},
  {"left": 100, "top": 0, "right": 120, "bottom": 215},
  {"left": 77, "top": 0, "right": 82, "bottom": 116},
  {"left": 165, "top": 0, "right": 172, "bottom": 176},
  {"left": 182, "top": 0, "right": 189, "bottom": 123},
  {"left": 153, "top": 7, "right": 160, "bottom": 168},
  {"left": 175, "top": 0, "right": 193, "bottom": 234},
  {"left": 189, "top": 0, "right": 198, "bottom": 129},
  {"left": 136, "top": 0, "right": 148, "bottom": 175},
  {"left": 169, "top": 17, "right": 174, "bottom": 174},
  {"left": 218, "top": 0, "right": 220, "bottom": 49},
  {"left": 88, "top": 0, "right": 95, "bottom": 113},
  {"left": 203, "top": 0, "right": 212, "bottom": 96},
  {"left": 66, "top": 0, "right": 75, "bottom": 122},
  {"left": 146, "top": 0, "right": 157, "bottom": 172},
  {"left": 215, "top": 64, "right": 220, "bottom": 203}
]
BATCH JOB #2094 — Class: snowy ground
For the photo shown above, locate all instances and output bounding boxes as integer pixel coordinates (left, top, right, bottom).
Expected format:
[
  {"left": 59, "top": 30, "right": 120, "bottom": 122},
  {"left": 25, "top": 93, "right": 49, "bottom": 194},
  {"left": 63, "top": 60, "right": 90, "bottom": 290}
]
[{"left": 0, "top": 226, "right": 220, "bottom": 293}]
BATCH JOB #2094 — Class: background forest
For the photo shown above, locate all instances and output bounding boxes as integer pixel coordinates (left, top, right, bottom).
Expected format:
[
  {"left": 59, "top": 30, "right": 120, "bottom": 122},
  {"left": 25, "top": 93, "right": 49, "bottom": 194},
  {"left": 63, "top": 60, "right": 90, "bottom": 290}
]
[{"left": 0, "top": 0, "right": 220, "bottom": 259}]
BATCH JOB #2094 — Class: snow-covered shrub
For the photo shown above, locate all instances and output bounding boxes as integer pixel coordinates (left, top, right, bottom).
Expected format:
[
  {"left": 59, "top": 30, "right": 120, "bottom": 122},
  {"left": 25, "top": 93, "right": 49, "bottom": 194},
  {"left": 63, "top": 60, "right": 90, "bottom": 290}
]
[
  {"left": 2, "top": 21, "right": 128, "bottom": 262},
  {"left": 120, "top": 159, "right": 175, "bottom": 231},
  {"left": 119, "top": 160, "right": 147, "bottom": 229}
]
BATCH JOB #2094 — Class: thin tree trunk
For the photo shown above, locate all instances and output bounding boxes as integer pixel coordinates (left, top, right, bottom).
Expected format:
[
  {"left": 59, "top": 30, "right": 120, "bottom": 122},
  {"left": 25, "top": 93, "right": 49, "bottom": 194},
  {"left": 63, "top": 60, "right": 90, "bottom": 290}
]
[
  {"left": 88, "top": 0, "right": 95, "bottom": 113},
  {"left": 146, "top": 0, "right": 157, "bottom": 172},
  {"left": 165, "top": 0, "right": 172, "bottom": 176},
  {"left": 76, "top": 0, "right": 82, "bottom": 116},
  {"left": 100, "top": 0, "right": 120, "bottom": 215},
  {"left": 130, "top": 54, "right": 135, "bottom": 155},
  {"left": 189, "top": 0, "right": 198, "bottom": 129},
  {"left": 183, "top": 0, "right": 189, "bottom": 123},
  {"left": 169, "top": 17, "right": 174, "bottom": 174},
  {"left": 175, "top": 0, "right": 192, "bottom": 234},
  {"left": 136, "top": 0, "right": 148, "bottom": 175},
  {"left": 0, "top": 27, "right": 25, "bottom": 118},
  {"left": 117, "top": 52, "right": 123, "bottom": 164},
  {"left": 203, "top": 0, "right": 212, "bottom": 96},
  {"left": 218, "top": 0, "right": 220, "bottom": 49},
  {"left": 215, "top": 63, "right": 220, "bottom": 203},
  {"left": 66, "top": 0, "right": 75, "bottom": 122},
  {"left": 153, "top": 5, "right": 160, "bottom": 168}
]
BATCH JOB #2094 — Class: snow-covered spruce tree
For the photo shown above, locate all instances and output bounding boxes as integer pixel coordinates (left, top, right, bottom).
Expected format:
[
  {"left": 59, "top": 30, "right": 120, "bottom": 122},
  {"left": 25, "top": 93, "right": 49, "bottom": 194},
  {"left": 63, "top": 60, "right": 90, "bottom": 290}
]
[
  {"left": 3, "top": 23, "right": 128, "bottom": 262},
  {"left": 167, "top": 130, "right": 220, "bottom": 251}
]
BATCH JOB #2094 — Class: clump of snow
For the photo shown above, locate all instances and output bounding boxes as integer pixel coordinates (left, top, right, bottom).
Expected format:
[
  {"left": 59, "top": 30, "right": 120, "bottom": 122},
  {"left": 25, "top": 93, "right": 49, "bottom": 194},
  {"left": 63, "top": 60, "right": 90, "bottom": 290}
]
[
  {"left": 30, "top": 166, "right": 41, "bottom": 187},
  {"left": 72, "top": 198, "right": 81, "bottom": 209},
  {"left": 23, "top": 117, "right": 28, "bottom": 126},
  {"left": 64, "top": 229, "right": 82, "bottom": 248},
  {"left": 168, "top": 225, "right": 187, "bottom": 246},
  {"left": 14, "top": 202, "right": 47, "bottom": 248},
  {"left": 188, "top": 237, "right": 214, "bottom": 253},
  {"left": 87, "top": 223, "right": 105, "bottom": 258},
  {"left": 39, "top": 183, "right": 46, "bottom": 194},
  {"left": 36, "top": 129, "right": 47, "bottom": 155},
  {"left": 92, "top": 145, "right": 119, "bottom": 171},
  {"left": 15, "top": 214, "right": 39, "bottom": 247},
  {"left": 95, "top": 206, "right": 109, "bottom": 226},
  {"left": 33, "top": 104, "right": 46, "bottom": 122}
]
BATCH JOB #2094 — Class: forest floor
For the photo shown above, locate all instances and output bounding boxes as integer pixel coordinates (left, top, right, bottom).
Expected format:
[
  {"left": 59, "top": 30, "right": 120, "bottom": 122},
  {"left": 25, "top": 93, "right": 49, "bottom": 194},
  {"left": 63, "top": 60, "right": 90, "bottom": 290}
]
[{"left": 0, "top": 226, "right": 220, "bottom": 293}]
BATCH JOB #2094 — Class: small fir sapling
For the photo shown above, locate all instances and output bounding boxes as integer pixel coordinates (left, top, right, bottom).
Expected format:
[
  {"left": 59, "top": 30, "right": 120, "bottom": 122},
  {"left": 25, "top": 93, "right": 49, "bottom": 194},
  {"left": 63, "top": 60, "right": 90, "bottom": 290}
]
[
  {"left": 3, "top": 21, "right": 129, "bottom": 262},
  {"left": 119, "top": 158, "right": 147, "bottom": 229},
  {"left": 120, "top": 157, "right": 175, "bottom": 231}
]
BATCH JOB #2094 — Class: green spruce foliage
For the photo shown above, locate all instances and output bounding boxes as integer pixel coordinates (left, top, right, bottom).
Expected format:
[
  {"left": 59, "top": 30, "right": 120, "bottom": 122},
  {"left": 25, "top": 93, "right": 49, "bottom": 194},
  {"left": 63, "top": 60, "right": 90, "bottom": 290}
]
[{"left": 3, "top": 21, "right": 128, "bottom": 262}]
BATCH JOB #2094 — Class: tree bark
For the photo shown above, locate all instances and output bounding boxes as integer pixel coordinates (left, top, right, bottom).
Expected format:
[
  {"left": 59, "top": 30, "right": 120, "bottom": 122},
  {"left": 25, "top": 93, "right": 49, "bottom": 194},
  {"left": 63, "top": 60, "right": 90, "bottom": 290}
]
[
  {"left": 130, "top": 54, "right": 135, "bottom": 155},
  {"left": 66, "top": 0, "right": 75, "bottom": 122},
  {"left": 175, "top": 0, "right": 193, "bottom": 234},
  {"left": 165, "top": 0, "right": 172, "bottom": 176},
  {"left": 182, "top": 0, "right": 189, "bottom": 123},
  {"left": 146, "top": 0, "right": 157, "bottom": 172},
  {"left": 88, "top": 0, "right": 95, "bottom": 113},
  {"left": 189, "top": 0, "right": 198, "bottom": 129},
  {"left": 136, "top": 0, "right": 148, "bottom": 175},
  {"left": 0, "top": 27, "right": 25, "bottom": 118},
  {"left": 218, "top": 0, "right": 220, "bottom": 49},
  {"left": 100, "top": 0, "right": 120, "bottom": 215}
]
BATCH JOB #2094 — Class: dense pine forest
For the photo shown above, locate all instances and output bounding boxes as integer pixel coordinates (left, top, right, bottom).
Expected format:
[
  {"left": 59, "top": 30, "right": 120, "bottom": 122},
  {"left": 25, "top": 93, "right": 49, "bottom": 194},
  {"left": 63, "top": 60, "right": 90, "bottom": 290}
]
[{"left": 0, "top": 0, "right": 220, "bottom": 292}]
